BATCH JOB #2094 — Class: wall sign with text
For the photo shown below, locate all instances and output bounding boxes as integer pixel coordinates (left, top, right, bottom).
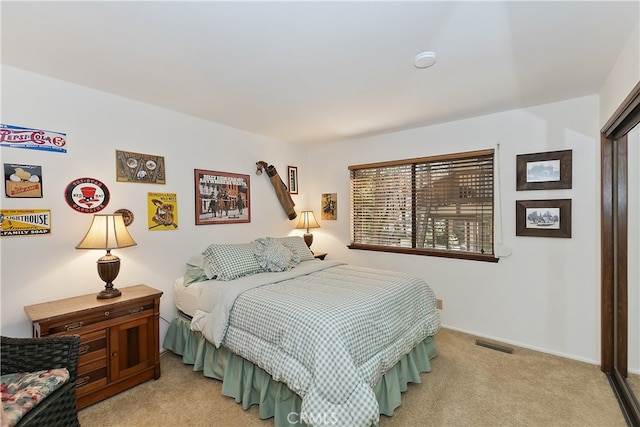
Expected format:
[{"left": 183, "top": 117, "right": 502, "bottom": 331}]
[{"left": 64, "top": 177, "right": 110, "bottom": 214}]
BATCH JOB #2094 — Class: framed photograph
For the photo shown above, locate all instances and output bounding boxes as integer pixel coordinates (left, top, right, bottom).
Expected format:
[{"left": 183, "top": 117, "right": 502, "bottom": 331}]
[
  {"left": 516, "top": 199, "right": 571, "bottom": 238},
  {"left": 194, "top": 169, "right": 250, "bottom": 225},
  {"left": 516, "top": 149, "right": 572, "bottom": 190},
  {"left": 288, "top": 166, "right": 298, "bottom": 194}
]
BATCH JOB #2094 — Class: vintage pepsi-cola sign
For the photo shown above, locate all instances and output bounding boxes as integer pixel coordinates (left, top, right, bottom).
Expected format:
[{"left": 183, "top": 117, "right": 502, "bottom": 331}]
[{"left": 0, "top": 124, "right": 67, "bottom": 153}]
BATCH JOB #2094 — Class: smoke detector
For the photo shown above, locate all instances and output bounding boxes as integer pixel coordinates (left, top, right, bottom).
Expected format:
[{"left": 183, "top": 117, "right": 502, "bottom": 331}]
[{"left": 414, "top": 51, "right": 437, "bottom": 69}]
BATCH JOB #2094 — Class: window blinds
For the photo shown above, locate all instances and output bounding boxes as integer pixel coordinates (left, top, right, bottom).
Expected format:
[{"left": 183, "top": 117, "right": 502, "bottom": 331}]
[{"left": 349, "top": 149, "right": 495, "bottom": 261}]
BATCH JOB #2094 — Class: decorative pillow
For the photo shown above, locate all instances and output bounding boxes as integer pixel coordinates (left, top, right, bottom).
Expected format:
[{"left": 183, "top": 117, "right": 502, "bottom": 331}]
[
  {"left": 1, "top": 368, "right": 70, "bottom": 427},
  {"left": 187, "top": 255, "right": 215, "bottom": 279},
  {"left": 202, "top": 242, "right": 263, "bottom": 281},
  {"left": 254, "top": 237, "right": 299, "bottom": 272},
  {"left": 276, "top": 236, "right": 315, "bottom": 262}
]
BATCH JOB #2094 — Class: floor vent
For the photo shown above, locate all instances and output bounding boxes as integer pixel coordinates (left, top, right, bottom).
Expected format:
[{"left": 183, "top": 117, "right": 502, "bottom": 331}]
[{"left": 475, "top": 339, "right": 514, "bottom": 354}]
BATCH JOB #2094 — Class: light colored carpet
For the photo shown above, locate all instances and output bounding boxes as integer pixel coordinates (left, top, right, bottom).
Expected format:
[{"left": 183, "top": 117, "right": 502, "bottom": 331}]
[{"left": 78, "top": 328, "right": 625, "bottom": 426}]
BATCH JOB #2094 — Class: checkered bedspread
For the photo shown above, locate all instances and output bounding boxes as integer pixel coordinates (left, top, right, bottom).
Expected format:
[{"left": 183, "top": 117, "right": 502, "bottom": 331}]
[{"left": 211, "top": 262, "right": 440, "bottom": 427}]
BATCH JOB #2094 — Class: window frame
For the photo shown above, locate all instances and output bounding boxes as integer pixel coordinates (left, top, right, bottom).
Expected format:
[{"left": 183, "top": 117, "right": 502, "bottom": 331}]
[{"left": 348, "top": 149, "right": 498, "bottom": 263}]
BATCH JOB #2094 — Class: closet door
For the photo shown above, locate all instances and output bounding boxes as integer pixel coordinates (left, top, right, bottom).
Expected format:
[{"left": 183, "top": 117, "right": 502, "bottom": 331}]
[{"left": 601, "top": 81, "right": 640, "bottom": 426}]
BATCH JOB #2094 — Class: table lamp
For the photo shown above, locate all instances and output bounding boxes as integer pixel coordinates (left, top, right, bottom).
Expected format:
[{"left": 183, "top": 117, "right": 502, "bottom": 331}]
[
  {"left": 76, "top": 213, "right": 137, "bottom": 299},
  {"left": 295, "top": 210, "right": 320, "bottom": 249}
]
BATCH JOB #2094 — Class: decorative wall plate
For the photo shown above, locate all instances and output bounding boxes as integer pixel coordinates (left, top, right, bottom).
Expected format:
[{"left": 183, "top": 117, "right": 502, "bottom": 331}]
[{"left": 114, "top": 208, "right": 134, "bottom": 226}]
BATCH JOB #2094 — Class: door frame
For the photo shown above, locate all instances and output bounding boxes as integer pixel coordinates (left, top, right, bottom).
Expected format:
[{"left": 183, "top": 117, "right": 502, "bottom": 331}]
[{"left": 601, "top": 80, "right": 640, "bottom": 426}]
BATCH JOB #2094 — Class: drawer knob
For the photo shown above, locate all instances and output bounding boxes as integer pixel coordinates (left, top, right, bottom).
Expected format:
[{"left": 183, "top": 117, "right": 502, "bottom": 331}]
[
  {"left": 129, "top": 307, "right": 144, "bottom": 315},
  {"left": 111, "top": 352, "right": 118, "bottom": 357},
  {"left": 78, "top": 344, "right": 90, "bottom": 355},
  {"left": 104, "top": 311, "right": 110, "bottom": 316}
]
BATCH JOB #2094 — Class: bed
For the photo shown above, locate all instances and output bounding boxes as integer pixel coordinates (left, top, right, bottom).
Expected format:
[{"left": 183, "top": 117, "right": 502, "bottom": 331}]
[{"left": 162, "top": 237, "right": 441, "bottom": 427}]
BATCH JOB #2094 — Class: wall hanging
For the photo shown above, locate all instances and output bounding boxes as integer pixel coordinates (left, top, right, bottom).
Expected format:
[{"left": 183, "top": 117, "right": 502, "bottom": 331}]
[
  {"left": 321, "top": 193, "right": 337, "bottom": 220},
  {"left": 515, "top": 199, "right": 571, "bottom": 238},
  {"left": 116, "top": 150, "right": 166, "bottom": 184},
  {"left": 194, "top": 169, "right": 250, "bottom": 225},
  {"left": 0, "top": 123, "right": 67, "bottom": 154},
  {"left": 0, "top": 209, "right": 51, "bottom": 237},
  {"left": 4, "top": 163, "right": 42, "bottom": 198},
  {"left": 114, "top": 208, "right": 134, "bottom": 226},
  {"left": 288, "top": 166, "right": 298, "bottom": 194},
  {"left": 516, "top": 149, "right": 572, "bottom": 190},
  {"left": 256, "top": 161, "right": 296, "bottom": 220},
  {"left": 148, "top": 192, "right": 178, "bottom": 230},
  {"left": 65, "top": 177, "right": 110, "bottom": 213}
]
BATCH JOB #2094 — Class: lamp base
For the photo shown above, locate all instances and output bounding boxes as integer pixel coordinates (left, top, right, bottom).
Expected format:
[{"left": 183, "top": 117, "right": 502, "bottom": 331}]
[
  {"left": 97, "top": 285, "right": 121, "bottom": 299},
  {"left": 303, "top": 232, "right": 313, "bottom": 248},
  {"left": 96, "top": 252, "right": 122, "bottom": 299}
]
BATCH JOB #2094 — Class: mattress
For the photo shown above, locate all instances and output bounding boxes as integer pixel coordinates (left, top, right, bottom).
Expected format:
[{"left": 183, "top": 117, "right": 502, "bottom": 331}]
[{"left": 173, "top": 277, "right": 206, "bottom": 317}]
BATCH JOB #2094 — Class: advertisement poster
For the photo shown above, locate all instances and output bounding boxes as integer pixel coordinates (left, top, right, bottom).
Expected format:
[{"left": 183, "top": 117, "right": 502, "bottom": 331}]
[
  {"left": 1, "top": 209, "right": 51, "bottom": 237},
  {"left": 148, "top": 192, "right": 178, "bottom": 230},
  {"left": 194, "top": 169, "right": 250, "bottom": 225},
  {"left": 116, "top": 150, "right": 166, "bottom": 184},
  {"left": 321, "top": 193, "right": 337, "bottom": 220},
  {"left": 64, "top": 177, "right": 110, "bottom": 213},
  {"left": 4, "top": 163, "right": 43, "bottom": 198},
  {"left": 0, "top": 124, "right": 67, "bottom": 153}
]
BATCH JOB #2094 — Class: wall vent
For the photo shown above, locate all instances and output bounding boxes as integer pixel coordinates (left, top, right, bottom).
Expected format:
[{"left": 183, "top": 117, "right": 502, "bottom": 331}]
[{"left": 475, "top": 339, "right": 514, "bottom": 354}]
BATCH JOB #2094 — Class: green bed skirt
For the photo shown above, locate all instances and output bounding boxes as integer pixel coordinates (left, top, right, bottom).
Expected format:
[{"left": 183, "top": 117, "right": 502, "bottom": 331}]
[{"left": 162, "top": 312, "right": 437, "bottom": 426}]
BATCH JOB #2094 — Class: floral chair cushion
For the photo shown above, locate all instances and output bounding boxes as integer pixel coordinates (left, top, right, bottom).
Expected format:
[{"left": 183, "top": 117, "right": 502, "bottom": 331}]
[{"left": 1, "top": 368, "right": 69, "bottom": 427}]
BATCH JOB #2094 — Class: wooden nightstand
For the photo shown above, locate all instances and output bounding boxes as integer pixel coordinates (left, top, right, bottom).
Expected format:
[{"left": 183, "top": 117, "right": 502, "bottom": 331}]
[
  {"left": 313, "top": 252, "right": 327, "bottom": 260},
  {"left": 24, "top": 285, "right": 163, "bottom": 409}
]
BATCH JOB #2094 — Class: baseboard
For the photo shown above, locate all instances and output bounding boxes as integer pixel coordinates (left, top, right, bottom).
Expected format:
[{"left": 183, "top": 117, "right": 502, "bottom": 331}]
[{"left": 440, "top": 324, "right": 600, "bottom": 366}]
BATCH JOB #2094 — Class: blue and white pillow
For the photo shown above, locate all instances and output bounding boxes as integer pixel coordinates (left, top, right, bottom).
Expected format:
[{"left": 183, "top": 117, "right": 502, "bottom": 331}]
[
  {"left": 202, "top": 242, "right": 262, "bottom": 281},
  {"left": 276, "top": 236, "right": 315, "bottom": 262},
  {"left": 254, "top": 237, "right": 299, "bottom": 272}
]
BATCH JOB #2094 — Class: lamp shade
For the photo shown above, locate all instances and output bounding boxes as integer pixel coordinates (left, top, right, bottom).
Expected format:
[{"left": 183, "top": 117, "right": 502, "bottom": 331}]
[
  {"left": 295, "top": 211, "right": 320, "bottom": 233},
  {"left": 76, "top": 214, "right": 137, "bottom": 250}
]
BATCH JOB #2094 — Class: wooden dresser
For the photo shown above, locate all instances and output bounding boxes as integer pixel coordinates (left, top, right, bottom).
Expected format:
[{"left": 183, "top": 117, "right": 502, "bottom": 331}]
[{"left": 24, "top": 285, "right": 163, "bottom": 409}]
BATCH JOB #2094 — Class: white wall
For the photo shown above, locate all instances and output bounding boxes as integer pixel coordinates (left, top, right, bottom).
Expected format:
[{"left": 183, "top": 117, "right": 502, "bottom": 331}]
[
  {"left": 307, "top": 95, "right": 602, "bottom": 363},
  {"left": 600, "top": 22, "right": 639, "bottom": 125},
  {"left": 0, "top": 65, "right": 307, "bottom": 341},
  {"left": 0, "top": 62, "right": 633, "bottom": 365}
]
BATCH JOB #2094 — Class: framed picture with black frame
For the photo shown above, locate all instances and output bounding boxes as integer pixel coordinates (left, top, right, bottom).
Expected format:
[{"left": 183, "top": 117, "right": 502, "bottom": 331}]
[
  {"left": 516, "top": 150, "right": 572, "bottom": 190},
  {"left": 516, "top": 199, "right": 571, "bottom": 238},
  {"left": 288, "top": 166, "right": 298, "bottom": 194}
]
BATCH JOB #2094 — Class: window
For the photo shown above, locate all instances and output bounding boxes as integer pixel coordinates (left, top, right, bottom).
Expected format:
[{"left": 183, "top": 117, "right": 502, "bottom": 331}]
[{"left": 349, "top": 149, "right": 497, "bottom": 262}]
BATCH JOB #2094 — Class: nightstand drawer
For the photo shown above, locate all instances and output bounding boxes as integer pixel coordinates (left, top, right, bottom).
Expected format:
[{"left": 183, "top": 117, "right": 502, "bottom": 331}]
[
  {"left": 42, "top": 300, "right": 155, "bottom": 335},
  {"left": 78, "top": 330, "right": 107, "bottom": 366},
  {"left": 77, "top": 362, "right": 108, "bottom": 394}
]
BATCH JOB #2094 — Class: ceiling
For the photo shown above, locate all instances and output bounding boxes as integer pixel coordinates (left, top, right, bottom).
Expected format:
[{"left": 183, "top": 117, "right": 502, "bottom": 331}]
[{"left": 1, "top": 1, "right": 638, "bottom": 145}]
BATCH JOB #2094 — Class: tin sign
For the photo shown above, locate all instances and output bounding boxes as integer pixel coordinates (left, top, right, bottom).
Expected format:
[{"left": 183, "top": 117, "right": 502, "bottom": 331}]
[
  {"left": 1, "top": 209, "right": 51, "bottom": 237},
  {"left": 0, "top": 123, "right": 67, "bottom": 153},
  {"left": 65, "top": 177, "right": 110, "bottom": 213}
]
